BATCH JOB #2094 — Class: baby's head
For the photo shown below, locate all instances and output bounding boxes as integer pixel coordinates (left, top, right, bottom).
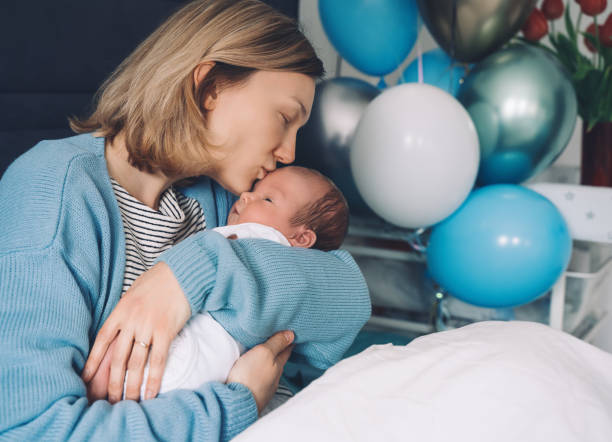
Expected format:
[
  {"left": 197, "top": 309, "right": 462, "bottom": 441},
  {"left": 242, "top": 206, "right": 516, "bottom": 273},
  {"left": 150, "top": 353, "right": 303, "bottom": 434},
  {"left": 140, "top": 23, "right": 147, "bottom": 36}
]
[{"left": 227, "top": 166, "right": 349, "bottom": 251}]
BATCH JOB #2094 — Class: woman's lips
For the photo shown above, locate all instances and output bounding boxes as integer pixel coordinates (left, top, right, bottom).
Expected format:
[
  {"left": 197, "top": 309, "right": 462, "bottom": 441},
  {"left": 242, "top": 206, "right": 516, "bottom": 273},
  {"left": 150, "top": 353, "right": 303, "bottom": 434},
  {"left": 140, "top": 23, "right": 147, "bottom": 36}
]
[{"left": 257, "top": 168, "right": 268, "bottom": 180}]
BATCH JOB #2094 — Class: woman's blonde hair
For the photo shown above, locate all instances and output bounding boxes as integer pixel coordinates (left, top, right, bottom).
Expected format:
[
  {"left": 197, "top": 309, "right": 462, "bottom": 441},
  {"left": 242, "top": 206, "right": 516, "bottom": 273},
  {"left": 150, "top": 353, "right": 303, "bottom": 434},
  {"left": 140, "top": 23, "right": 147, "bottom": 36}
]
[{"left": 70, "top": 0, "right": 324, "bottom": 177}]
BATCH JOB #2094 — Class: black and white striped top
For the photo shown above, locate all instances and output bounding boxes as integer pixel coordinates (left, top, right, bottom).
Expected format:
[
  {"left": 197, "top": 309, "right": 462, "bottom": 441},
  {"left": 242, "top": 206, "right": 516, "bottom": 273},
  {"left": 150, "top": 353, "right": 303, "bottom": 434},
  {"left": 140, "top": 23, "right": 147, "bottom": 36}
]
[{"left": 111, "top": 179, "right": 206, "bottom": 293}]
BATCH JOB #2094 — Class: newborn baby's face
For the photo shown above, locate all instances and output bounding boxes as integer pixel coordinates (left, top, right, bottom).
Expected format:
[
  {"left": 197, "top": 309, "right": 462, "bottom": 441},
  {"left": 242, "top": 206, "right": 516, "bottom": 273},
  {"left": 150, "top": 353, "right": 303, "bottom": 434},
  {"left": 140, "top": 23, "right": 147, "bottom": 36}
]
[{"left": 227, "top": 167, "right": 325, "bottom": 239}]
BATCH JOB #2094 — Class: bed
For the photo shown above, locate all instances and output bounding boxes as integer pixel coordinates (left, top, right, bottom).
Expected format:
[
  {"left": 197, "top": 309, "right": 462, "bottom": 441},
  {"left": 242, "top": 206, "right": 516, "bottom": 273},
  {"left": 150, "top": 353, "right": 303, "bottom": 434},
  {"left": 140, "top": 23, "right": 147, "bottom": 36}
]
[{"left": 237, "top": 321, "right": 612, "bottom": 441}]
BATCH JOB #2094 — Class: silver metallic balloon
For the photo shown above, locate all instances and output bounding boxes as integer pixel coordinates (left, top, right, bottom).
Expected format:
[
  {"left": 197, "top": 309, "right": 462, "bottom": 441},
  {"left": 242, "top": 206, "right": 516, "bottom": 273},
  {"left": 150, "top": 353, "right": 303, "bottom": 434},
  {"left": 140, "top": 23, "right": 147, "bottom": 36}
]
[
  {"left": 296, "top": 77, "right": 380, "bottom": 214},
  {"left": 457, "top": 43, "right": 577, "bottom": 185},
  {"left": 417, "top": 0, "right": 536, "bottom": 63}
]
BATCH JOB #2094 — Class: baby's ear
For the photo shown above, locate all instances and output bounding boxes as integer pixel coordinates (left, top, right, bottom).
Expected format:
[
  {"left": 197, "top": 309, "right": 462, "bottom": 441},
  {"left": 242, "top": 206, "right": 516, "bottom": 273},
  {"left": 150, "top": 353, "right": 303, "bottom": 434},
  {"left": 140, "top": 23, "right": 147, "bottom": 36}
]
[{"left": 289, "top": 227, "right": 317, "bottom": 249}]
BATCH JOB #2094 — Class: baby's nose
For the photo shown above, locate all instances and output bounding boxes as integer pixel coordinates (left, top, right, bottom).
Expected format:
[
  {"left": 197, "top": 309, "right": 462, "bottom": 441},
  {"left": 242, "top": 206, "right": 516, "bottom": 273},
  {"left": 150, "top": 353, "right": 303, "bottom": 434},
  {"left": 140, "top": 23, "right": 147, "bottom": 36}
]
[{"left": 239, "top": 191, "right": 254, "bottom": 204}]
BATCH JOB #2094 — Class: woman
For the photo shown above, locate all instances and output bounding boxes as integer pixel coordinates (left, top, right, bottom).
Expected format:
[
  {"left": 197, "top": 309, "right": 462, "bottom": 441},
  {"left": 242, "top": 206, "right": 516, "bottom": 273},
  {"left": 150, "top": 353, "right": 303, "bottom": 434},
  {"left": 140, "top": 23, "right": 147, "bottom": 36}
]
[{"left": 0, "top": 1, "right": 370, "bottom": 440}]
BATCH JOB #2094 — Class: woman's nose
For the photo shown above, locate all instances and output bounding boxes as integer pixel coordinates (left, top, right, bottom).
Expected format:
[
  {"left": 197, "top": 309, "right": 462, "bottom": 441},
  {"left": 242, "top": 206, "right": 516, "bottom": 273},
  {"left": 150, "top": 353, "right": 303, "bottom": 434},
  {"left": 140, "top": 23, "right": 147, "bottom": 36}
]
[{"left": 275, "top": 135, "right": 296, "bottom": 164}]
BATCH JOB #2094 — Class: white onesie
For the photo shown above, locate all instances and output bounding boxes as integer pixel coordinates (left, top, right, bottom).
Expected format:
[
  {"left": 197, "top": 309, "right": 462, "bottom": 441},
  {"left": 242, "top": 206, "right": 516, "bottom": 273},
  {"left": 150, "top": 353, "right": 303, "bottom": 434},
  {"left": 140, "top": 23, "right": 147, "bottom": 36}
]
[{"left": 127, "top": 223, "right": 290, "bottom": 399}]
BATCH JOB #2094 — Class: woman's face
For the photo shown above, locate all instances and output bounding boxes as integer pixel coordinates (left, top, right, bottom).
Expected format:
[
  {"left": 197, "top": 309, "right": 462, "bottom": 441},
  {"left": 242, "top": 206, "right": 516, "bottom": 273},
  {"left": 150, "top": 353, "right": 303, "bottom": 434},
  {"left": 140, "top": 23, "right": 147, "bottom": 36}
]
[{"left": 204, "top": 70, "right": 316, "bottom": 195}]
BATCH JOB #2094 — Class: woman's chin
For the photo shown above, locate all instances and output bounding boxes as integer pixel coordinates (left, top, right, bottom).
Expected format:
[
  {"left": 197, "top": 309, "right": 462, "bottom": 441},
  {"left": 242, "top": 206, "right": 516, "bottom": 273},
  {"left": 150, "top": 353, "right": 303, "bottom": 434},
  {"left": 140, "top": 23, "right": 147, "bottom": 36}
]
[{"left": 217, "top": 180, "right": 248, "bottom": 196}]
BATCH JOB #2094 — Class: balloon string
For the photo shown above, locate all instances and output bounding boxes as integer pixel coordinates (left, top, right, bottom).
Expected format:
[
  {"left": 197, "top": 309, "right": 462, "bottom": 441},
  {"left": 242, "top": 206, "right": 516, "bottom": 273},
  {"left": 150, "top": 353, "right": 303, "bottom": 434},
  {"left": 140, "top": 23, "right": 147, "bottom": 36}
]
[
  {"left": 417, "top": 14, "right": 423, "bottom": 84},
  {"left": 403, "top": 227, "right": 427, "bottom": 253}
]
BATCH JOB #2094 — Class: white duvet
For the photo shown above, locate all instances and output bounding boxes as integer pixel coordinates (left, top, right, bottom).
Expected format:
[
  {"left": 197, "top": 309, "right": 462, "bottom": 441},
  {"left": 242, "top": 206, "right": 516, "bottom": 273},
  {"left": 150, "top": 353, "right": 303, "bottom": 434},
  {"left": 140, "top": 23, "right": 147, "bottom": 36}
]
[{"left": 237, "top": 321, "right": 612, "bottom": 442}]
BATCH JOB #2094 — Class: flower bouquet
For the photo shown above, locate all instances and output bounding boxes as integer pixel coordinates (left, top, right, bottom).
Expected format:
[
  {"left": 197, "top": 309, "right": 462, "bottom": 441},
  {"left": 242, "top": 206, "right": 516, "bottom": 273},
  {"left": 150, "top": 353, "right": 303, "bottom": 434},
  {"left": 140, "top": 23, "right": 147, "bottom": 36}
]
[{"left": 521, "top": 0, "right": 612, "bottom": 131}]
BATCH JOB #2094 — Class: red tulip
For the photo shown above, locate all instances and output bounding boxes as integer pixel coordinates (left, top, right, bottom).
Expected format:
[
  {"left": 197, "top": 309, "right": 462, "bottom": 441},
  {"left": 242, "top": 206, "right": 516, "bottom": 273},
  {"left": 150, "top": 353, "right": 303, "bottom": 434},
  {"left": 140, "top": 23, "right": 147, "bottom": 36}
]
[
  {"left": 600, "top": 12, "right": 612, "bottom": 47},
  {"left": 542, "top": 0, "right": 565, "bottom": 20},
  {"left": 522, "top": 8, "right": 549, "bottom": 41},
  {"left": 584, "top": 22, "right": 600, "bottom": 51},
  {"left": 578, "top": 0, "right": 607, "bottom": 16}
]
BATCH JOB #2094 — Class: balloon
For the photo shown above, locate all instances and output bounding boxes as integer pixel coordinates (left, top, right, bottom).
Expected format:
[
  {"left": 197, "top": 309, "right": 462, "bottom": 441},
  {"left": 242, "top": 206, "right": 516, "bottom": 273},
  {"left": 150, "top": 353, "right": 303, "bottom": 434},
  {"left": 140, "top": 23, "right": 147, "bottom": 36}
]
[
  {"left": 427, "top": 185, "right": 572, "bottom": 308},
  {"left": 295, "top": 77, "right": 380, "bottom": 214},
  {"left": 350, "top": 83, "right": 479, "bottom": 228},
  {"left": 319, "top": 0, "right": 419, "bottom": 76},
  {"left": 399, "top": 48, "right": 469, "bottom": 96},
  {"left": 416, "top": 0, "right": 536, "bottom": 63},
  {"left": 457, "top": 43, "right": 577, "bottom": 185}
]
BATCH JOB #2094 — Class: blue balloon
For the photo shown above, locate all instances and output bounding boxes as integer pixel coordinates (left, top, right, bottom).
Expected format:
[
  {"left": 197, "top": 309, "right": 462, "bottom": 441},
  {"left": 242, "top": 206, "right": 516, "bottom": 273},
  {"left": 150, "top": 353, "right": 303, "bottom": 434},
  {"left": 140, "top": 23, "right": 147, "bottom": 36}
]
[
  {"left": 398, "top": 48, "right": 469, "bottom": 96},
  {"left": 427, "top": 185, "right": 572, "bottom": 308},
  {"left": 319, "top": 0, "right": 419, "bottom": 76}
]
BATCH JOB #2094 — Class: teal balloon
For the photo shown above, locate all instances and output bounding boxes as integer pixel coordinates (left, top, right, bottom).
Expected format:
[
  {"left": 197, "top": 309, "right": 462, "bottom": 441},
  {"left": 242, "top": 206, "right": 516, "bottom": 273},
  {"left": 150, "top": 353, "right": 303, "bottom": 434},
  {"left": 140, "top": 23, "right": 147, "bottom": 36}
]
[
  {"left": 319, "top": 0, "right": 419, "bottom": 76},
  {"left": 399, "top": 48, "right": 469, "bottom": 96},
  {"left": 457, "top": 43, "right": 577, "bottom": 185},
  {"left": 427, "top": 185, "right": 572, "bottom": 308}
]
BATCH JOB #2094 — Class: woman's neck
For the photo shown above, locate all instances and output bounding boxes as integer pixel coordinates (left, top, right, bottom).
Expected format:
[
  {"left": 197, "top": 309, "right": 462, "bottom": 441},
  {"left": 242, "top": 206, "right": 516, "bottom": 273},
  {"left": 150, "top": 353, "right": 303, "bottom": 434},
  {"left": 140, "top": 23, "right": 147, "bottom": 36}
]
[{"left": 104, "top": 133, "right": 175, "bottom": 210}]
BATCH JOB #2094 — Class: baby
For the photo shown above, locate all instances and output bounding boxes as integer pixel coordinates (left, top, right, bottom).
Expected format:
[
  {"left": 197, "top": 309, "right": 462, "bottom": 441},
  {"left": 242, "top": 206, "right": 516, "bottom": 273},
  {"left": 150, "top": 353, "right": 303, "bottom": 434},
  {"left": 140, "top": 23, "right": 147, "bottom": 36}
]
[{"left": 88, "top": 166, "right": 349, "bottom": 400}]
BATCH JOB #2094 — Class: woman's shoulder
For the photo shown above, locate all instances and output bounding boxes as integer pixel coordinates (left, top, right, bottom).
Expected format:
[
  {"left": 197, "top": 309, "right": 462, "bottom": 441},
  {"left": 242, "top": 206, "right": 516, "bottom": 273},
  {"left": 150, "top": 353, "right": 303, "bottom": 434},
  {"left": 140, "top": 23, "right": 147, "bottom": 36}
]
[
  {"left": 7, "top": 133, "right": 104, "bottom": 171},
  {"left": 3, "top": 134, "right": 105, "bottom": 187},
  {"left": 0, "top": 134, "right": 112, "bottom": 253}
]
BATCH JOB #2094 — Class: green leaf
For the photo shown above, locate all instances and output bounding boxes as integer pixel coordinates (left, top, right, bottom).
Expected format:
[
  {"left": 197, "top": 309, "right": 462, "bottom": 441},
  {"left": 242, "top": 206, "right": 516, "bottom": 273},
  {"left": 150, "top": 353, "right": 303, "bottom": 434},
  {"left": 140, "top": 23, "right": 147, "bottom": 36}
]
[
  {"left": 586, "top": 119, "right": 599, "bottom": 131},
  {"left": 596, "top": 67, "right": 611, "bottom": 120},
  {"left": 574, "top": 69, "right": 604, "bottom": 124},
  {"left": 564, "top": 5, "right": 577, "bottom": 45},
  {"left": 573, "top": 62, "right": 591, "bottom": 81},
  {"left": 556, "top": 33, "right": 583, "bottom": 72},
  {"left": 601, "top": 66, "right": 612, "bottom": 122},
  {"left": 601, "top": 46, "right": 612, "bottom": 68}
]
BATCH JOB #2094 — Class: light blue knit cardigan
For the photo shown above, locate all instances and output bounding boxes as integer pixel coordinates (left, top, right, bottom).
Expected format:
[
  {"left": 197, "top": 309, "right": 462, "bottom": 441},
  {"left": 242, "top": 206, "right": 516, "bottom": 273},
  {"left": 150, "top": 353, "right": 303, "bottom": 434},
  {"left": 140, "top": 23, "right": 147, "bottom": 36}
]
[{"left": 0, "top": 134, "right": 371, "bottom": 441}]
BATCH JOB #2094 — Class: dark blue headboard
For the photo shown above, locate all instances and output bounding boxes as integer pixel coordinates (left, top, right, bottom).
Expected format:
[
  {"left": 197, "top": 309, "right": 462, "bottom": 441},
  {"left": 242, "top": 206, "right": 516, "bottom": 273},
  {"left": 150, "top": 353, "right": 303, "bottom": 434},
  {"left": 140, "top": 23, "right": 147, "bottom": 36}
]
[{"left": 0, "top": 0, "right": 298, "bottom": 175}]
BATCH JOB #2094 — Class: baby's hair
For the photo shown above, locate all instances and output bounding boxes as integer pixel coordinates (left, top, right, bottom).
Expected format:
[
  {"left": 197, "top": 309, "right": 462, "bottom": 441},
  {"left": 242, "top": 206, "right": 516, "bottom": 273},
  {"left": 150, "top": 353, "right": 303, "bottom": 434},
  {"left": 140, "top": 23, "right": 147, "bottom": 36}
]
[{"left": 289, "top": 167, "right": 349, "bottom": 251}]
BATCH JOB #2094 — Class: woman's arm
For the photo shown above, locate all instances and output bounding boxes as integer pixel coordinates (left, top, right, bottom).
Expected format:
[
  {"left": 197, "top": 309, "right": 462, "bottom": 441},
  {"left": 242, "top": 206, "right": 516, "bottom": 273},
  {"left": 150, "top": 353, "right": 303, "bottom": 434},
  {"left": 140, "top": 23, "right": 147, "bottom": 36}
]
[
  {"left": 158, "top": 230, "right": 372, "bottom": 369},
  {"left": 0, "top": 250, "right": 261, "bottom": 441}
]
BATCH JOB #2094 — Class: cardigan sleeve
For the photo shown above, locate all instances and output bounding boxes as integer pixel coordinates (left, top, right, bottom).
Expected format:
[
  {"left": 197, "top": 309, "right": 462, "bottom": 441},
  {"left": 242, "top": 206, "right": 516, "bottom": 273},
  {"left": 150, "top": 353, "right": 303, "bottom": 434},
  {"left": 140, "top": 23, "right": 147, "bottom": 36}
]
[
  {"left": 156, "top": 230, "right": 372, "bottom": 369},
  {"left": 0, "top": 248, "right": 257, "bottom": 441}
]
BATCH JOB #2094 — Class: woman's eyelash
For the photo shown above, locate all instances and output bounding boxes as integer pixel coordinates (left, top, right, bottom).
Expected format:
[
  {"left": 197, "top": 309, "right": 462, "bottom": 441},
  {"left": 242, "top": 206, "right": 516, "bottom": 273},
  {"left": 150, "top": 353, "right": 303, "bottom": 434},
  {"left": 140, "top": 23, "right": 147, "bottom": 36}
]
[{"left": 264, "top": 197, "right": 273, "bottom": 203}]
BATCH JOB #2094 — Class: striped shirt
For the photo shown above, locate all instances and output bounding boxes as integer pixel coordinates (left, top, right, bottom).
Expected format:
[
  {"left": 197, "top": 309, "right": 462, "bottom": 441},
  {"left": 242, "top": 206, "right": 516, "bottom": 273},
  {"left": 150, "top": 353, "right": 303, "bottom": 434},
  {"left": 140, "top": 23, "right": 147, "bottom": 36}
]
[
  {"left": 111, "top": 179, "right": 206, "bottom": 293},
  {"left": 110, "top": 178, "right": 294, "bottom": 406}
]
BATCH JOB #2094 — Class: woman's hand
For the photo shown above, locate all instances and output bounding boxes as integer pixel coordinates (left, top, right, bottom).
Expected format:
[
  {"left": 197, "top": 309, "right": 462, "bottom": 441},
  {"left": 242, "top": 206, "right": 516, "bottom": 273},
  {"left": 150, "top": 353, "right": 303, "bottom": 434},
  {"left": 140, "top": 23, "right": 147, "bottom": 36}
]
[
  {"left": 82, "top": 262, "right": 191, "bottom": 403},
  {"left": 227, "top": 330, "right": 294, "bottom": 414}
]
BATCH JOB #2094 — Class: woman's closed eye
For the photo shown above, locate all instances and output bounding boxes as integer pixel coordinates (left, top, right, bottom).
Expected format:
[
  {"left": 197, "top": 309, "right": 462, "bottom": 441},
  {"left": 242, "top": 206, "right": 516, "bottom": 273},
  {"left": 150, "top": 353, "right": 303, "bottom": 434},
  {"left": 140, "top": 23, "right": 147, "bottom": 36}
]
[
  {"left": 280, "top": 113, "right": 290, "bottom": 127},
  {"left": 264, "top": 197, "right": 273, "bottom": 203}
]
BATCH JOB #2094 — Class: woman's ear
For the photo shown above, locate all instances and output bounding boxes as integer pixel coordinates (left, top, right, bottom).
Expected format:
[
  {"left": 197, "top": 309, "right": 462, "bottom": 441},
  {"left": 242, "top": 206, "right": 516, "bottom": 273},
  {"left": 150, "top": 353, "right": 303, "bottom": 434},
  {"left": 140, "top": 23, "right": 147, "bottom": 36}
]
[
  {"left": 193, "top": 61, "right": 217, "bottom": 110},
  {"left": 288, "top": 226, "right": 317, "bottom": 249}
]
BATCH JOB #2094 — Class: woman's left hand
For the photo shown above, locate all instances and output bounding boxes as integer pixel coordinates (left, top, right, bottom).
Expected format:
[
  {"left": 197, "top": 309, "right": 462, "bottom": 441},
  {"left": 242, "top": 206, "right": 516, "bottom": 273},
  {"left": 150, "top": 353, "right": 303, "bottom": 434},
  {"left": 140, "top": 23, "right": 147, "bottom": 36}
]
[{"left": 81, "top": 262, "right": 191, "bottom": 403}]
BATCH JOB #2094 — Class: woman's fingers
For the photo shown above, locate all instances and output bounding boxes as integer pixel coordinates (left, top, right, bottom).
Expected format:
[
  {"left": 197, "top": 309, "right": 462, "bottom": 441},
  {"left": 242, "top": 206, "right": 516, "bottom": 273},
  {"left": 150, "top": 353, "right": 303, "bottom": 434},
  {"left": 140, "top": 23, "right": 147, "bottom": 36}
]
[
  {"left": 82, "top": 317, "right": 119, "bottom": 382},
  {"left": 263, "top": 330, "right": 295, "bottom": 359},
  {"left": 226, "top": 330, "right": 295, "bottom": 413},
  {"left": 276, "top": 343, "right": 294, "bottom": 367},
  {"left": 143, "top": 334, "right": 171, "bottom": 400},
  {"left": 123, "top": 339, "right": 151, "bottom": 401},
  {"left": 86, "top": 339, "right": 116, "bottom": 402},
  {"left": 84, "top": 263, "right": 191, "bottom": 403},
  {"left": 107, "top": 330, "right": 136, "bottom": 403}
]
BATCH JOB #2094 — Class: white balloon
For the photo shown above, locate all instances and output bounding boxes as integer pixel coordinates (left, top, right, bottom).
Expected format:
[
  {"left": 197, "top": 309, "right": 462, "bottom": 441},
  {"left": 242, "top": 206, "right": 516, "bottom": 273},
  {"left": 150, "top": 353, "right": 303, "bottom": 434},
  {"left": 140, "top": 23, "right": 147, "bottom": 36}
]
[{"left": 350, "top": 83, "right": 479, "bottom": 228}]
